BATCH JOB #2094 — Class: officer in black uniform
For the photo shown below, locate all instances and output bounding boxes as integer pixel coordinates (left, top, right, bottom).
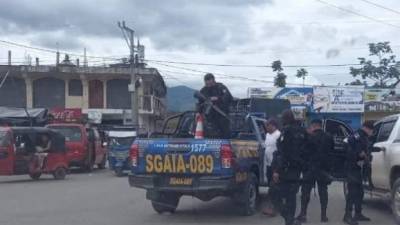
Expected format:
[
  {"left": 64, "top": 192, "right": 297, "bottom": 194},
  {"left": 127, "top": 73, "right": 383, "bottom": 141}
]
[
  {"left": 199, "top": 73, "right": 233, "bottom": 139},
  {"left": 296, "top": 119, "right": 334, "bottom": 223},
  {"left": 343, "top": 121, "right": 374, "bottom": 225},
  {"left": 272, "top": 110, "right": 307, "bottom": 225}
]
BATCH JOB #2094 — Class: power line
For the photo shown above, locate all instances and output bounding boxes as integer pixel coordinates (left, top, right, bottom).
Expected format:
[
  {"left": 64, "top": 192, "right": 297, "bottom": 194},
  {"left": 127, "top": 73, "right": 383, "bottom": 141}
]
[
  {"left": 147, "top": 58, "right": 364, "bottom": 68},
  {"left": 151, "top": 61, "right": 323, "bottom": 86},
  {"left": 359, "top": 0, "right": 400, "bottom": 16},
  {"left": 315, "top": 0, "right": 400, "bottom": 29},
  {"left": 0, "top": 39, "right": 120, "bottom": 60}
]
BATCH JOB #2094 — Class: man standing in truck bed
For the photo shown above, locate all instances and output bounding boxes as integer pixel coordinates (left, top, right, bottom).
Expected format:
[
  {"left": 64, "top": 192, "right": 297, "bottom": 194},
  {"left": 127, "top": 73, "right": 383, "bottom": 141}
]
[{"left": 200, "top": 73, "right": 233, "bottom": 139}]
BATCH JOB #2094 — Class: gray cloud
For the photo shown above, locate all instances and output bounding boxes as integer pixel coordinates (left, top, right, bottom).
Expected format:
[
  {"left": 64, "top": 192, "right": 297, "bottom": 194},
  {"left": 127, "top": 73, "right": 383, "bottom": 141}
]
[
  {"left": 0, "top": 0, "right": 270, "bottom": 51},
  {"left": 326, "top": 48, "right": 340, "bottom": 59}
]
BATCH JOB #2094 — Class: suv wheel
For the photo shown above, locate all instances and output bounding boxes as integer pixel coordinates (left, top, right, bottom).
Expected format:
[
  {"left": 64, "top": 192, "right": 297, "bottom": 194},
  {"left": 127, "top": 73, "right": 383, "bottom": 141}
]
[
  {"left": 237, "top": 173, "right": 258, "bottom": 216},
  {"left": 151, "top": 192, "right": 180, "bottom": 214},
  {"left": 29, "top": 172, "right": 41, "bottom": 180},
  {"left": 392, "top": 178, "right": 400, "bottom": 224},
  {"left": 53, "top": 167, "right": 67, "bottom": 180}
]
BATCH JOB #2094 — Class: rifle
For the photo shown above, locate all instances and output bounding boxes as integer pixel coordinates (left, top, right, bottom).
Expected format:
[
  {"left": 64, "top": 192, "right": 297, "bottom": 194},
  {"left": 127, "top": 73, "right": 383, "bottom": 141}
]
[{"left": 193, "top": 91, "right": 231, "bottom": 121}]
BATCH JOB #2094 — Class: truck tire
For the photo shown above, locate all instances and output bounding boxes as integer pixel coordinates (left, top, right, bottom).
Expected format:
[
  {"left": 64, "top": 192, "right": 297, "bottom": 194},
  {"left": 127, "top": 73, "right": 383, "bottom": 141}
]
[
  {"left": 98, "top": 154, "right": 107, "bottom": 170},
  {"left": 238, "top": 173, "right": 258, "bottom": 216},
  {"left": 29, "top": 172, "right": 41, "bottom": 180},
  {"left": 115, "top": 167, "right": 124, "bottom": 177},
  {"left": 391, "top": 178, "right": 400, "bottom": 224},
  {"left": 53, "top": 167, "right": 67, "bottom": 180},
  {"left": 151, "top": 192, "right": 180, "bottom": 214}
]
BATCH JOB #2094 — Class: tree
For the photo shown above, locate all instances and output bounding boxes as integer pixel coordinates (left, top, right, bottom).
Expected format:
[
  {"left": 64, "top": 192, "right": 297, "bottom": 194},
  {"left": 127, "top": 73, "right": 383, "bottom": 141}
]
[
  {"left": 296, "top": 68, "right": 308, "bottom": 86},
  {"left": 272, "top": 60, "right": 287, "bottom": 87},
  {"left": 350, "top": 42, "right": 400, "bottom": 88},
  {"left": 345, "top": 79, "right": 367, "bottom": 86}
]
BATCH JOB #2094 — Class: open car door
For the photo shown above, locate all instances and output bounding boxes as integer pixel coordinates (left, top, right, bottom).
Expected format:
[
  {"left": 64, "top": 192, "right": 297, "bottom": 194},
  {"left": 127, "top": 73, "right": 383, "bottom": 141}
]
[
  {"left": 323, "top": 119, "right": 353, "bottom": 180},
  {"left": 248, "top": 116, "right": 268, "bottom": 186}
]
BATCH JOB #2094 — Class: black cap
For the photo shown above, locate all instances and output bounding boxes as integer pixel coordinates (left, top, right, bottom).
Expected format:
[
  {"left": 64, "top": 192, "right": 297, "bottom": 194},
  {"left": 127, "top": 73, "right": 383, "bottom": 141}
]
[
  {"left": 363, "top": 120, "right": 375, "bottom": 130},
  {"left": 310, "top": 119, "right": 323, "bottom": 126},
  {"left": 204, "top": 73, "right": 215, "bottom": 81}
]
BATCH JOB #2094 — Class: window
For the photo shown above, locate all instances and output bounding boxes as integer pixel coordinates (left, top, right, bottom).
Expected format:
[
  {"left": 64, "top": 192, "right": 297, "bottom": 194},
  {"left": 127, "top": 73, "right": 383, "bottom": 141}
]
[
  {"left": 163, "top": 115, "right": 181, "bottom": 135},
  {"left": 377, "top": 120, "right": 396, "bottom": 142},
  {"left": 325, "top": 120, "right": 350, "bottom": 137},
  {"left": 69, "top": 79, "right": 83, "bottom": 96},
  {"left": 0, "top": 131, "right": 11, "bottom": 147},
  {"left": 50, "top": 126, "right": 82, "bottom": 141}
]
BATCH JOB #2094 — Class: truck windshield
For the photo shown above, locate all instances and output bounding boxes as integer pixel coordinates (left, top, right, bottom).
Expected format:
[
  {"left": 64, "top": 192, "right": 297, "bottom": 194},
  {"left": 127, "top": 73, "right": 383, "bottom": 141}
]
[
  {"left": 109, "top": 136, "right": 135, "bottom": 146},
  {"left": 0, "top": 131, "right": 11, "bottom": 147},
  {"left": 50, "top": 127, "right": 82, "bottom": 141}
]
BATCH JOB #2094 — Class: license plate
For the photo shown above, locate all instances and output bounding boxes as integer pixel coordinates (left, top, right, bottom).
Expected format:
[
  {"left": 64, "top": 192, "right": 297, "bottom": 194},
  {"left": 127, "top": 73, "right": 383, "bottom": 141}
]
[
  {"left": 145, "top": 154, "right": 214, "bottom": 174},
  {"left": 169, "top": 177, "right": 193, "bottom": 185}
]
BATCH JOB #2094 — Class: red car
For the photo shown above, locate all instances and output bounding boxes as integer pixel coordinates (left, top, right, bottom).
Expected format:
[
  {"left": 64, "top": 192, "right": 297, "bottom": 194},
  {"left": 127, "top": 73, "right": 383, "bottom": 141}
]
[
  {"left": 0, "top": 127, "right": 68, "bottom": 180},
  {"left": 47, "top": 124, "right": 107, "bottom": 172}
]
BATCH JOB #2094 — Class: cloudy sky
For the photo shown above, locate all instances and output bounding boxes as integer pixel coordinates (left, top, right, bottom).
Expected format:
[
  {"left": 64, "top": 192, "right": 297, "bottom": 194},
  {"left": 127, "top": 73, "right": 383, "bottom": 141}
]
[{"left": 1, "top": 0, "right": 400, "bottom": 97}]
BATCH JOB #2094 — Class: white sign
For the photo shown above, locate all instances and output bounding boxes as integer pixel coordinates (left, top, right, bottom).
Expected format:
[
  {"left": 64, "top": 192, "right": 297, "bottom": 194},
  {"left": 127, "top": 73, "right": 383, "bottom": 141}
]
[
  {"left": 313, "top": 86, "right": 364, "bottom": 113},
  {"left": 87, "top": 111, "right": 102, "bottom": 124}
]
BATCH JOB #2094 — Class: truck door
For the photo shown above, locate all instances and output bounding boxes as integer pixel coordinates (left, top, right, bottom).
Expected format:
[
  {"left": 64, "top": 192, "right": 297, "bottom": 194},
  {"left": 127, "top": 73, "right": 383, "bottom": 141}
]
[
  {"left": 249, "top": 116, "right": 268, "bottom": 186},
  {"left": 372, "top": 119, "right": 397, "bottom": 189},
  {"left": 0, "top": 131, "right": 14, "bottom": 175},
  {"left": 324, "top": 119, "right": 352, "bottom": 180}
]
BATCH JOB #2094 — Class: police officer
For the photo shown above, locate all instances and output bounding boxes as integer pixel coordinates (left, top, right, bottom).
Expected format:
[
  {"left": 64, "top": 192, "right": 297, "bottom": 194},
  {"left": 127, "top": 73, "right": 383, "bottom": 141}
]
[
  {"left": 343, "top": 121, "right": 374, "bottom": 225},
  {"left": 296, "top": 119, "right": 334, "bottom": 223},
  {"left": 199, "top": 73, "right": 233, "bottom": 139},
  {"left": 272, "top": 110, "right": 307, "bottom": 225}
]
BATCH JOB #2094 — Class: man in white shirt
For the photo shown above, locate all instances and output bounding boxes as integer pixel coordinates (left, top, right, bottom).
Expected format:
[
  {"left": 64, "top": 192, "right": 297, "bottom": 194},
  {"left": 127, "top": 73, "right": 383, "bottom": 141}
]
[
  {"left": 263, "top": 118, "right": 281, "bottom": 216},
  {"left": 264, "top": 119, "right": 281, "bottom": 185}
]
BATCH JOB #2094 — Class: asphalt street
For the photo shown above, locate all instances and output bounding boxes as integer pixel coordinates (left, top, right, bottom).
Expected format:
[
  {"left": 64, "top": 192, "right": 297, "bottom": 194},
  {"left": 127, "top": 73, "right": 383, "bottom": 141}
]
[{"left": 0, "top": 169, "right": 396, "bottom": 225}]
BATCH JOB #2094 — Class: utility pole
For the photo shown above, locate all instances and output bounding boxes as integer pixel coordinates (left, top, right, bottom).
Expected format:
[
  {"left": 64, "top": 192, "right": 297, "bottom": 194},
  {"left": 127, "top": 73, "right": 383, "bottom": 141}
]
[{"left": 118, "top": 21, "right": 139, "bottom": 130}]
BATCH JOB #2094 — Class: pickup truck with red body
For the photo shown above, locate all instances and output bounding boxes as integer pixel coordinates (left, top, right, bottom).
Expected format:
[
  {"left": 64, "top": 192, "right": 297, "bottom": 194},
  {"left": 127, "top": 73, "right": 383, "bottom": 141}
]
[{"left": 46, "top": 123, "right": 107, "bottom": 171}]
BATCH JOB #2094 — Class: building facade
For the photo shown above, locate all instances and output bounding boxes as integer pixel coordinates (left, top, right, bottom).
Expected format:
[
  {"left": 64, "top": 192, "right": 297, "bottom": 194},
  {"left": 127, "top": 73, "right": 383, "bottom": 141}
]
[{"left": 0, "top": 63, "right": 167, "bottom": 133}]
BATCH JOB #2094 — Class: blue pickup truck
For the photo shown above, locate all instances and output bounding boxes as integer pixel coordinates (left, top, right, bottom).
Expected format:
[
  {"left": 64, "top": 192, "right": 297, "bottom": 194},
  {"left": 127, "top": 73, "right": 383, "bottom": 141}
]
[{"left": 128, "top": 98, "right": 352, "bottom": 215}]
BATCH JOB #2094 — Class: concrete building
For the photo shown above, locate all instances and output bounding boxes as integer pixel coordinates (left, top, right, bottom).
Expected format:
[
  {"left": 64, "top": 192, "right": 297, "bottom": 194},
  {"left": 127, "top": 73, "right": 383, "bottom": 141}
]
[{"left": 0, "top": 61, "right": 167, "bottom": 133}]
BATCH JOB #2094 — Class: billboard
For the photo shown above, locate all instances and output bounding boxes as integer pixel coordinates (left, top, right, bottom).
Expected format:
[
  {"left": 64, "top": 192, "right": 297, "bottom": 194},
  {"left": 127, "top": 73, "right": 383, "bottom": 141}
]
[
  {"left": 313, "top": 86, "right": 364, "bottom": 113},
  {"left": 247, "top": 87, "right": 313, "bottom": 107},
  {"left": 365, "top": 89, "right": 400, "bottom": 112}
]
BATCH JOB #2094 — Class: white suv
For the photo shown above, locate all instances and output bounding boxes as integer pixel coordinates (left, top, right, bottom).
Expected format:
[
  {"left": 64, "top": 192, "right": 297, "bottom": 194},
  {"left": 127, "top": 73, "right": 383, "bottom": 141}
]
[{"left": 368, "top": 114, "right": 400, "bottom": 224}]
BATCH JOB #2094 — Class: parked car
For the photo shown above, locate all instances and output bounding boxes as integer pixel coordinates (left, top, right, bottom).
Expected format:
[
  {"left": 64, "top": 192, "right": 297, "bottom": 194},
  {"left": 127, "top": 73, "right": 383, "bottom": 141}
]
[
  {"left": 46, "top": 123, "right": 107, "bottom": 171},
  {"left": 364, "top": 114, "right": 400, "bottom": 224}
]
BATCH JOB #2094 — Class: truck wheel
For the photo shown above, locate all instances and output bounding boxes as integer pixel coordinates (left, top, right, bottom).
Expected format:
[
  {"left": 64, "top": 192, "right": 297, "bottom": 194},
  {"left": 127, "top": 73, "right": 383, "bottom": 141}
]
[
  {"left": 29, "top": 172, "right": 41, "bottom": 180},
  {"left": 391, "top": 178, "right": 400, "bottom": 224},
  {"left": 115, "top": 167, "right": 124, "bottom": 177},
  {"left": 84, "top": 162, "right": 94, "bottom": 172},
  {"left": 53, "top": 167, "right": 67, "bottom": 180},
  {"left": 151, "top": 192, "right": 180, "bottom": 214},
  {"left": 238, "top": 173, "right": 258, "bottom": 216},
  {"left": 98, "top": 154, "right": 107, "bottom": 169}
]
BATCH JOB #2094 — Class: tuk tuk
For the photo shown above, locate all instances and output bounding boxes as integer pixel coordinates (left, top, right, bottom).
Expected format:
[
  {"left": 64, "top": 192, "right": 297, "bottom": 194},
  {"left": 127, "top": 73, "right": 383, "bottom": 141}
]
[
  {"left": 107, "top": 130, "right": 136, "bottom": 176},
  {"left": 0, "top": 127, "right": 68, "bottom": 180}
]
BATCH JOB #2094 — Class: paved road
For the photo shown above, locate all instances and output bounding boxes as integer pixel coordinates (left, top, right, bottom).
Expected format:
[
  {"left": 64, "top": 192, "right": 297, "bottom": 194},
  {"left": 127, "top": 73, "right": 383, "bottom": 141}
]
[{"left": 0, "top": 169, "right": 396, "bottom": 225}]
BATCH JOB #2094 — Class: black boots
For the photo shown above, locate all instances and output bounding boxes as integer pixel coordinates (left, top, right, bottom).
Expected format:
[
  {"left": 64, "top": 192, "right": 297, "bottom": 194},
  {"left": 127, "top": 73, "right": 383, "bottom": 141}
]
[
  {"left": 343, "top": 214, "right": 358, "bottom": 225},
  {"left": 354, "top": 213, "right": 371, "bottom": 221}
]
